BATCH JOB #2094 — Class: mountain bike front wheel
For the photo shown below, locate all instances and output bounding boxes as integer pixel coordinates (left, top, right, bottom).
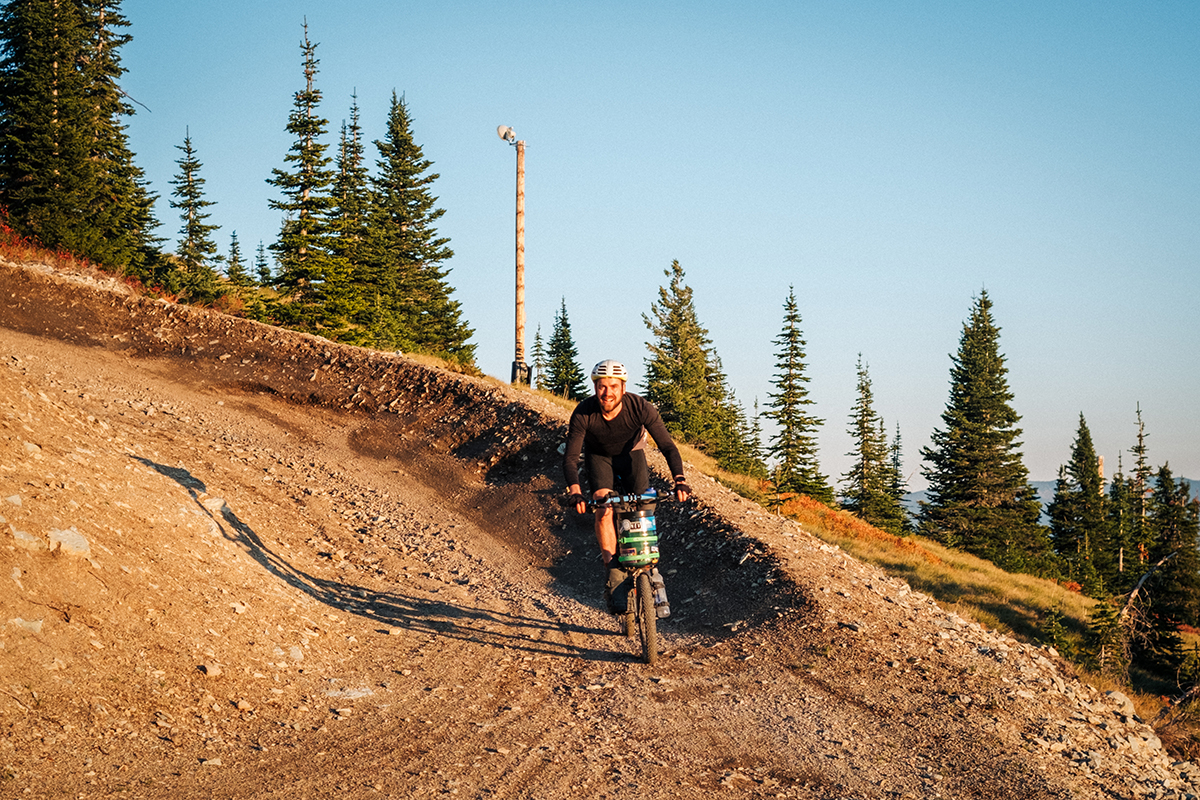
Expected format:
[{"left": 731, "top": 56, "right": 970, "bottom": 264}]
[{"left": 636, "top": 571, "right": 658, "bottom": 665}]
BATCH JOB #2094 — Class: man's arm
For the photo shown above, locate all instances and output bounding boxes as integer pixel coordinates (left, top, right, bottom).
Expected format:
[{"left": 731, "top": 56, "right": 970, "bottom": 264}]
[
  {"left": 641, "top": 403, "right": 689, "bottom": 501},
  {"left": 562, "top": 411, "right": 587, "bottom": 488}
]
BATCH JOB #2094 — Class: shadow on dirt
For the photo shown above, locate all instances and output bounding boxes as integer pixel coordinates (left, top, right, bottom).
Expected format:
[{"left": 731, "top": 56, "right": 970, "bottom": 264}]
[
  {"left": 136, "top": 456, "right": 635, "bottom": 664},
  {"left": 346, "top": 410, "right": 815, "bottom": 644}
]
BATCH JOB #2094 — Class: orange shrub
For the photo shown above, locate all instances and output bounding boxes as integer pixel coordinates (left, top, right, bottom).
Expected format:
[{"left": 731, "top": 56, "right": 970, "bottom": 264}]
[
  {"left": 0, "top": 208, "right": 108, "bottom": 278},
  {"left": 773, "top": 492, "right": 942, "bottom": 565}
]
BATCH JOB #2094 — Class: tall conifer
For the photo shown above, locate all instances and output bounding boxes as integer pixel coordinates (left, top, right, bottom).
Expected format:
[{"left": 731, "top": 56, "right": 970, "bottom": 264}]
[
  {"left": 327, "top": 93, "right": 370, "bottom": 331},
  {"left": 643, "top": 260, "right": 713, "bottom": 440},
  {"left": 919, "top": 290, "right": 1049, "bottom": 571},
  {"left": 841, "top": 356, "right": 906, "bottom": 533},
  {"left": 358, "top": 92, "right": 473, "bottom": 363},
  {"left": 1047, "top": 414, "right": 1109, "bottom": 595},
  {"left": 1137, "top": 466, "right": 1200, "bottom": 672},
  {"left": 1107, "top": 454, "right": 1136, "bottom": 591},
  {"left": 0, "top": 0, "right": 93, "bottom": 250},
  {"left": 531, "top": 325, "right": 546, "bottom": 391},
  {"left": 224, "top": 231, "right": 249, "bottom": 286},
  {"left": 254, "top": 241, "right": 272, "bottom": 286},
  {"left": 642, "top": 260, "right": 757, "bottom": 472},
  {"left": 545, "top": 298, "right": 586, "bottom": 400},
  {"left": 168, "top": 130, "right": 221, "bottom": 304},
  {"left": 79, "top": 0, "right": 158, "bottom": 271},
  {"left": 1128, "top": 405, "right": 1154, "bottom": 568},
  {"left": 764, "top": 287, "right": 831, "bottom": 503},
  {"left": 888, "top": 423, "right": 912, "bottom": 530},
  {"left": 267, "top": 21, "right": 342, "bottom": 330},
  {"left": 330, "top": 94, "right": 369, "bottom": 268},
  {"left": 0, "top": 0, "right": 158, "bottom": 271}
]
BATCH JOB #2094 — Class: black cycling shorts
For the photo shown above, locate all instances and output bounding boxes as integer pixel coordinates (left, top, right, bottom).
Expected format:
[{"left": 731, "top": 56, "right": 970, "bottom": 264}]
[{"left": 586, "top": 450, "right": 649, "bottom": 497}]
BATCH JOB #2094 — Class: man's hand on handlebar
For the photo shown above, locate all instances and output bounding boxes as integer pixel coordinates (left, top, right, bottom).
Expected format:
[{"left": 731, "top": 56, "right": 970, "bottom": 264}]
[
  {"left": 674, "top": 477, "right": 691, "bottom": 503},
  {"left": 566, "top": 485, "right": 587, "bottom": 515}
]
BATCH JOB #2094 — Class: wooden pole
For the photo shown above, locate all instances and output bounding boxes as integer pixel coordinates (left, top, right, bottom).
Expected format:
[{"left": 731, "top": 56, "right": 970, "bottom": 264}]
[{"left": 509, "top": 139, "right": 529, "bottom": 385}]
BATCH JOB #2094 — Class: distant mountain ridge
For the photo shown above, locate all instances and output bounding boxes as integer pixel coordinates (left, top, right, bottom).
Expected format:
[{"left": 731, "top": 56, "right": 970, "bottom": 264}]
[{"left": 903, "top": 477, "right": 1199, "bottom": 521}]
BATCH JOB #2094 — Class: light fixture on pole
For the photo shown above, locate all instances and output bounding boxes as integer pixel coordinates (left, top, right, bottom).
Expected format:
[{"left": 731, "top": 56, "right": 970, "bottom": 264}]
[{"left": 497, "top": 125, "right": 530, "bottom": 386}]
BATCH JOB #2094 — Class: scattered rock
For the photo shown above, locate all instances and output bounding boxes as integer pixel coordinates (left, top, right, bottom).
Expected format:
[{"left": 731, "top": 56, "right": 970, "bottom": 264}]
[
  {"left": 324, "top": 687, "right": 374, "bottom": 699},
  {"left": 199, "top": 663, "right": 223, "bottom": 678},
  {"left": 1107, "top": 690, "right": 1136, "bottom": 720},
  {"left": 48, "top": 527, "right": 90, "bottom": 557},
  {"left": 9, "top": 527, "right": 44, "bottom": 551},
  {"left": 201, "top": 497, "right": 228, "bottom": 513}
]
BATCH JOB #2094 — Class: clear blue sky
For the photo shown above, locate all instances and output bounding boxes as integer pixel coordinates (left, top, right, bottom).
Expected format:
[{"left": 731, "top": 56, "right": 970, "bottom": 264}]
[{"left": 120, "top": 1, "right": 1199, "bottom": 490}]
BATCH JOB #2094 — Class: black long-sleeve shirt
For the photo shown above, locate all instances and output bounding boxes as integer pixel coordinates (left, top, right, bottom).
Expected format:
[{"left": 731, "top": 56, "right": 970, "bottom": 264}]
[{"left": 562, "top": 392, "right": 685, "bottom": 487}]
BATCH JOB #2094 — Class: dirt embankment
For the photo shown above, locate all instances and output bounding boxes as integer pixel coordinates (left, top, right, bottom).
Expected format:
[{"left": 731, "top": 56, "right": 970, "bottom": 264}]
[{"left": 1, "top": 258, "right": 1194, "bottom": 800}]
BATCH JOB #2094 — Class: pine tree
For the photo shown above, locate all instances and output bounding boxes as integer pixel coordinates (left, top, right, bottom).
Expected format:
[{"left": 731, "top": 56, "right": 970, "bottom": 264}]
[
  {"left": 919, "top": 290, "right": 1050, "bottom": 572},
  {"left": 531, "top": 325, "right": 546, "bottom": 391},
  {"left": 1128, "top": 405, "right": 1154, "bottom": 569},
  {"left": 1085, "top": 599, "right": 1129, "bottom": 681},
  {"left": 706, "top": 364, "right": 763, "bottom": 477},
  {"left": 356, "top": 92, "right": 473, "bottom": 364},
  {"left": 224, "top": 231, "right": 249, "bottom": 286},
  {"left": 0, "top": 0, "right": 93, "bottom": 250},
  {"left": 641, "top": 260, "right": 758, "bottom": 473},
  {"left": 267, "top": 21, "right": 342, "bottom": 331},
  {"left": 254, "top": 241, "right": 272, "bottom": 286},
  {"left": 840, "top": 356, "right": 907, "bottom": 534},
  {"left": 326, "top": 92, "right": 369, "bottom": 331},
  {"left": 642, "top": 260, "right": 715, "bottom": 441},
  {"left": 888, "top": 422, "right": 912, "bottom": 531},
  {"left": 545, "top": 298, "right": 585, "bottom": 399},
  {"left": 329, "top": 93, "right": 369, "bottom": 268},
  {"left": 764, "top": 287, "right": 831, "bottom": 503},
  {"left": 168, "top": 130, "right": 221, "bottom": 304},
  {"left": 1107, "top": 453, "right": 1135, "bottom": 591},
  {"left": 1047, "top": 413, "right": 1109, "bottom": 596},
  {"left": 0, "top": 0, "right": 158, "bottom": 271},
  {"left": 841, "top": 356, "right": 888, "bottom": 512},
  {"left": 1138, "top": 465, "right": 1200, "bottom": 672},
  {"left": 750, "top": 400, "right": 766, "bottom": 475},
  {"left": 78, "top": 0, "right": 159, "bottom": 272}
]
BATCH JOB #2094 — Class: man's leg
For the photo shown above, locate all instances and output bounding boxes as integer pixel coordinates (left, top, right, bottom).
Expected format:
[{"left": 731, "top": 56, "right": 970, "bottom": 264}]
[
  {"left": 587, "top": 454, "right": 626, "bottom": 614},
  {"left": 593, "top": 494, "right": 617, "bottom": 564}
]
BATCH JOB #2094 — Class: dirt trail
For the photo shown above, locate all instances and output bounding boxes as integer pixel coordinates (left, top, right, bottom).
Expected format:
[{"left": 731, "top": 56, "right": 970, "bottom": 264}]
[{"left": 0, "top": 259, "right": 1187, "bottom": 799}]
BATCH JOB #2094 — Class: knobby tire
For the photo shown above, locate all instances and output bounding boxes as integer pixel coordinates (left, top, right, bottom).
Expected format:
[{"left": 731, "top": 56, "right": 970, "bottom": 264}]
[{"left": 636, "top": 571, "right": 657, "bottom": 665}]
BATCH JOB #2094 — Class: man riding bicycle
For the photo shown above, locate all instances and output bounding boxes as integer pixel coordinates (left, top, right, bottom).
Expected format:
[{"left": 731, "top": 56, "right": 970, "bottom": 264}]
[{"left": 563, "top": 360, "right": 690, "bottom": 614}]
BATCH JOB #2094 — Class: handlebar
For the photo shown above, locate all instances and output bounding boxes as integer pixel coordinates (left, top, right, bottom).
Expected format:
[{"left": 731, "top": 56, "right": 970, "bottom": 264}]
[
  {"left": 559, "top": 488, "right": 668, "bottom": 510},
  {"left": 590, "top": 489, "right": 664, "bottom": 510}
]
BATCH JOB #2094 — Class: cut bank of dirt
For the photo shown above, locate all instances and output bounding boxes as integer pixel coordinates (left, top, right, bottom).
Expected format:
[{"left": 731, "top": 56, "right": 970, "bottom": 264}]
[{"left": 0, "top": 258, "right": 1193, "bottom": 799}]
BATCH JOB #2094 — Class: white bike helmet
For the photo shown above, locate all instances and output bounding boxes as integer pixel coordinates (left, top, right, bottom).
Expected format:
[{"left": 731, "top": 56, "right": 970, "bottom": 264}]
[{"left": 590, "top": 359, "right": 628, "bottom": 382}]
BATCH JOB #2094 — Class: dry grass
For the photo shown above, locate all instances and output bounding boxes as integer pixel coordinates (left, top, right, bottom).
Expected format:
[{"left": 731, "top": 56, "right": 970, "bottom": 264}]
[
  {"left": 674, "top": 457, "right": 1098, "bottom": 651},
  {"left": 798, "top": 507, "right": 1094, "bottom": 645}
]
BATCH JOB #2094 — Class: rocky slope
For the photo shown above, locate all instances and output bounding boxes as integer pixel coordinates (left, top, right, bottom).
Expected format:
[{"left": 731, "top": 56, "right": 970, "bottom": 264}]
[{"left": 0, "top": 258, "right": 1194, "bottom": 799}]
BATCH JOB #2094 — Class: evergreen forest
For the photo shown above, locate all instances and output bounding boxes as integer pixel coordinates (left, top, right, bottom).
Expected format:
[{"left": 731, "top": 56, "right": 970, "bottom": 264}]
[{"left": 0, "top": 6, "right": 474, "bottom": 368}]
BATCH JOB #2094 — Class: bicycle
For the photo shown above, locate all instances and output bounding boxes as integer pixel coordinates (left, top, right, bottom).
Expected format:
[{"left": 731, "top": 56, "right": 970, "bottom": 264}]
[{"left": 590, "top": 489, "right": 670, "bottom": 665}]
